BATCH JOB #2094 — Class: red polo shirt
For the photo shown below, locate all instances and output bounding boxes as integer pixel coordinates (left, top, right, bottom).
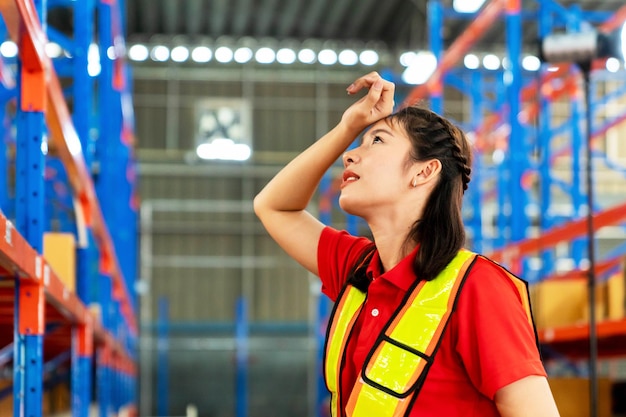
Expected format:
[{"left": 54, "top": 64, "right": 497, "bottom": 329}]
[{"left": 317, "top": 227, "right": 546, "bottom": 417}]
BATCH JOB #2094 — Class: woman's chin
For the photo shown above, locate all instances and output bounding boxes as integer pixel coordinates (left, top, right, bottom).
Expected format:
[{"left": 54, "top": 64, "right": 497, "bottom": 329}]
[{"left": 338, "top": 196, "right": 362, "bottom": 216}]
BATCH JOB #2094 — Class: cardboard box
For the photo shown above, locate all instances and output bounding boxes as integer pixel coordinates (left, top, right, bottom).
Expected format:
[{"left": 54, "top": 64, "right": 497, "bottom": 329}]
[
  {"left": 607, "top": 269, "right": 625, "bottom": 320},
  {"left": 549, "top": 377, "right": 612, "bottom": 417},
  {"left": 43, "top": 233, "right": 76, "bottom": 292},
  {"left": 532, "top": 279, "right": 586, "bottom": 329},
  {"left": 0, "top": 379, "right": 11, "bottom": 417},
  {"left": 531, "top": 277, "right": 607, "bottom": 330}
]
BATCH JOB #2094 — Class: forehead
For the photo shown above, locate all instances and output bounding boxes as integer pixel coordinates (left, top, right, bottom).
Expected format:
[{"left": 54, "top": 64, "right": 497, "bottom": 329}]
[{"left": 363, "top": 118, "right": 407, "bottom": 140}]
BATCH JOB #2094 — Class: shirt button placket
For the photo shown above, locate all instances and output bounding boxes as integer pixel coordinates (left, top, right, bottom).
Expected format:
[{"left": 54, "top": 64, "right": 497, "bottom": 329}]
[{"left": 371, "top": 308, "right": 379, "bottom": 317}]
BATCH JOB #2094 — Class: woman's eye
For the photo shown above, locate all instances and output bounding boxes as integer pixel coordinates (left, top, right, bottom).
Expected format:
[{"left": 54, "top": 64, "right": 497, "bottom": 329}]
[{"left": 372, "top": 136, "right": 383, "bottom": 144}]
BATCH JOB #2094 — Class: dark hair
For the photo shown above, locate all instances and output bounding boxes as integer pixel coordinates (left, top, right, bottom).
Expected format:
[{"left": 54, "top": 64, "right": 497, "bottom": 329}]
[{"left": 347, "top": 106, "right": 472, "bottom": 287}]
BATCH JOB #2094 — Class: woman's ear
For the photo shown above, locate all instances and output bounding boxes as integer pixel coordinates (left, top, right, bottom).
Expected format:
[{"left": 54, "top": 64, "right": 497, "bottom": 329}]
[{"left": 414, "top": 159, "right": 442, "bottom": 185}]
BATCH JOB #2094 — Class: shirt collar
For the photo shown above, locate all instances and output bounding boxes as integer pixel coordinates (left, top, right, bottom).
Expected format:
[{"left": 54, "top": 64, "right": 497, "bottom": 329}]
[{"left": 366, "top": 244, "right": 420, "bottom": 292}]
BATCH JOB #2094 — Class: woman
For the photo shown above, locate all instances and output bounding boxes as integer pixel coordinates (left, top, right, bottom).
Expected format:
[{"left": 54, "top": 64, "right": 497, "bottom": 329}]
[{"left": 254, "top": 72, "right": 560, "bottom": 417}]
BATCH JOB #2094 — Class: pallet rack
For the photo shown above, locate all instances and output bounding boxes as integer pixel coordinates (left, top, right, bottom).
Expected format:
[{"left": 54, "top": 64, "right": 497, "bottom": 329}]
[
  {"left": 0, "top": 0, "right": 138, "bottom": 416},
  {"left": 401, "top": 0, "right": 626, "bottom": 359}
]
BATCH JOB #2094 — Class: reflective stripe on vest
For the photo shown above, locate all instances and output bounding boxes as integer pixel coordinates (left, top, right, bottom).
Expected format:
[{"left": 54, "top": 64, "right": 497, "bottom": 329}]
[{"left": 324, "top": 249, "right": 477, "bottom": 417}]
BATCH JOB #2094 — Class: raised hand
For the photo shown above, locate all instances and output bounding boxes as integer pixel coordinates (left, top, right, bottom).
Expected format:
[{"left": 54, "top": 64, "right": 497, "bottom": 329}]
[{"left": 341, "top": 72, "right": 395, "bottom": 133}]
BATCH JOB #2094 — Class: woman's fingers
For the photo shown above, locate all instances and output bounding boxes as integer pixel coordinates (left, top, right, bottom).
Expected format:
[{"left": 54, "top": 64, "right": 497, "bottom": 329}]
[
  {"left": 341, "top": 72, "right": 396, "bottom": 130},
  {"left": 346, "top": 71, "right": 392, "bottom": 95},
  {"left": 363, "top": 78, "right": 384, "bottom": 104}
]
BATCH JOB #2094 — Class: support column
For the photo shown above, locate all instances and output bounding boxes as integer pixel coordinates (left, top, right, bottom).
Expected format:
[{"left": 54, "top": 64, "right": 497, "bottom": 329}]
[
  {"left": 537, "top": 0, "right": 555, "bottom": 277},
  {"left": 505, "top": 0, "right": 527, "bottom": 273},
  {"left": 98, "top": 274, "right": 113, "bottom": 417},
  {"left": 428, "top": 0, "right": 444, "bottom": 114},
  {"left": 13, "top": 0, "right": 47, "bottom": 414},
  {"left": 14, "top": 279, "right": 45, "bottom": 417},
  {"left": 72, "top": 317, "right": 94, "bottom": 417}
]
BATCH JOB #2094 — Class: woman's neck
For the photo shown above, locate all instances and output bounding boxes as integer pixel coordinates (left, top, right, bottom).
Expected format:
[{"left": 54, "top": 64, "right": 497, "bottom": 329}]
[{"left": 369, "top": 226, "right": 417, "bottom": 273}]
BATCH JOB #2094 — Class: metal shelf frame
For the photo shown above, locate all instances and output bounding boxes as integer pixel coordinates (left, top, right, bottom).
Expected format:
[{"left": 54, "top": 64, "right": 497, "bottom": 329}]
[
  {"left": 0, "top": 0, "right": 138, "bottom": 416},
  {"left": 404, "top": 0, "right": 626, "bottom": 356}
]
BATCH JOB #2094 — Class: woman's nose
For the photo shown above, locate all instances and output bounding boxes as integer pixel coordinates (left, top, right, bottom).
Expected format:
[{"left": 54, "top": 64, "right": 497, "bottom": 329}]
[{"left": 342, "top": 150, "right": 357, "bottom": 167}]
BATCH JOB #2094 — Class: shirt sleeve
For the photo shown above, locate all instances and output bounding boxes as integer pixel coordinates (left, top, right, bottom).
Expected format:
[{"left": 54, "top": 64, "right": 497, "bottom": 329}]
[
  {"left": 317, "top": 226, "right": 373, "bottom": 301},
  {"left": 453, "top": 257, "right": 547, "bottom": 400}
]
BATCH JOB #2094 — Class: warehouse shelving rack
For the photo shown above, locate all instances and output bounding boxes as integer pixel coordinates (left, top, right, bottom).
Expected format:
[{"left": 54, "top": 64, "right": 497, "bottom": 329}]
[
  {"left": 0, "top": 0, "right": 138, "bottom": 416},
  {"left": 401, "top": 0, "right": 626, "bottom": 356}
]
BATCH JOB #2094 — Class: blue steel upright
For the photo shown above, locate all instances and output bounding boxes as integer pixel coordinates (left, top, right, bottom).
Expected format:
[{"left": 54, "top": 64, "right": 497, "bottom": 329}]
[
  {"left": 13, "top": 2, "right": 47, "bottom": 417},
  {"left": 428, "top": 0, "right": 444, "bottom": 114},
  {"left": 0, "top": 23, "right": 15, "bottom": 217},
  {"left": 96, "top": 0, "right": 138, "bottom": 413},
  {"left": 235, "top": 297, "right": 248, "bottom": 417},
  {"left": 566, "top": 5, "right": 587, "bottom": 268},
  {"left": 156, "top": 296, "right": 169, "bottom": 416},
  {"left": 0, "top": 93, "right": 8, "bottom": 216},
  {"left": 315, "top": 173, "right": 333, "bottom": 417},
  {"left": 505, "top": 0, "right": 528, "bottom": 273},
  {"left": 72, "top": 0, "right": 96, "bottom": 169},
  {"left": 97, "top": 273, "right": 113, "bottom": 417},
  {"left": 467, "top": 70, "right": 484, "bottom": 253},
  {"left": 536, "top": 0, "right": 556, "bottom": 277}
]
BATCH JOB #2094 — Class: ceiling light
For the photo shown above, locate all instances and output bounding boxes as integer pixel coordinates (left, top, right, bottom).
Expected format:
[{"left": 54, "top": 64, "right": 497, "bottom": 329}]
[
  {"left": 88, "top": 43, "right": 101, "bottom": 76},
  {"left": 482, "top": 54, "right": 500, "bottom": 70},
  {"left": 45, "top": 42, "right": 63, "bottom": 58},
  {"left": 453, "top": 0, "right": 486, "bottom": 13},
  {"left": 196, "top": 138, "right": 251, "bottom": 161},
  {"left": 0, "top": 41, "right": 18, "bottom": 58},
  {"left": 318, "top": 49, "right": 337, "bottom": 65},
  {"left": 402, "top": 51, "right": 437, "bottom": 85},
  {"left": 606, "top": 57, "right": 621, "bottom": 72},
  {"left": 128, "top": 44, "right": 148, "bottom": 61},
  {"left": 276, "top": 48, "right": 296, "bottom": 64},
  {"left": 463, "top": 53, "right": 479, "bottom": 69},
  {"left": 88, "top": 61, "right": 101, "bottom": 77},
  {"left": 234, "top": 47, "right": 253, "bottom": 63},
  {"left": 298, "top": 48, "right": 316, "bottom": 64},
  {"left": 215, "top": 46, "right": 233, "bottom": 63},
  {"left": 191, "top": 46, "right": 212, "bottom": 63},
  {"left": 338, "top": 49, "right": 358, "bottom": 66},
  {"left": 359, "top": 50, "right": 379, "bottom": 66},
  {"left": 522, "top": 55, "right": 541, "bottom": 71},
  {"left": 171, "top": 46, "right": 190, "bottom": 62},
  {"left": 399, "top": 51, "right": 417, "bottom": 67},
  {"left": 150, "top": 45, "right": 170, "bottom": 62},
  {"left": 255, "top": 47, "right": 276, "bottom": 64},
  {"left": 107, "top": 46, "right": 116, "bottom": 60}
]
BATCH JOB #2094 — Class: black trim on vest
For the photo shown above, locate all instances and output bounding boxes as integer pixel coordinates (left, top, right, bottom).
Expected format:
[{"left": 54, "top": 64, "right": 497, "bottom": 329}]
[
  {"left": 361, "top": 334, "right": 433, "bottom": 398},
  {"left": 477, "top": 255, "right": 541, "bottom": 353}
]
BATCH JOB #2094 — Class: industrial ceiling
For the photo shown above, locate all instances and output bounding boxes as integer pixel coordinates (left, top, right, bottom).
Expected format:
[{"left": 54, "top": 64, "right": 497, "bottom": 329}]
[{"left": 123, "top": 0, "right": 626, "bottom": 52}]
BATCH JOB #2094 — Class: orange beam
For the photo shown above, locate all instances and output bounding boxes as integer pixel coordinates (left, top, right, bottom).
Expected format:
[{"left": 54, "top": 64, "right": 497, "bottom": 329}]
[
  {"left": 0, "top": 212, "right": 136, "bottom": 366},
  {"left": 402, "top": 0, "right": 508, "bottom": 107},
  {"left": 540, "top": 318, "right": 626, "bottom": 344},
  {"left": 489, "top": 202, "right": 626, "bottom": 265},
  {"left": 0, "top": 0, "right": 136, "bottom": 333},
  {"left": 0, "top": 212, "right": 39, "bottom": 279},
  {"left": 537, "top": 257, "right": 622, "bottom": 283}
]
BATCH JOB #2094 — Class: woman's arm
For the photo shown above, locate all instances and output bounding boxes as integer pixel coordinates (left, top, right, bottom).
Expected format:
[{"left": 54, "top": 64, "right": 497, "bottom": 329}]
[
  {"left": 253, "top": 72, "right": 394, "bottom": 275},
  {"left": 495, "top": 375, "right": 560, "bottom": 417}
]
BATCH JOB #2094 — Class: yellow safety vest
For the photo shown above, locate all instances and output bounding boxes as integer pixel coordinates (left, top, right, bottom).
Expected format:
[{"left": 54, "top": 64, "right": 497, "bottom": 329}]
[{"left": 323, "top": 249, "right": 534, "bottom": 417}]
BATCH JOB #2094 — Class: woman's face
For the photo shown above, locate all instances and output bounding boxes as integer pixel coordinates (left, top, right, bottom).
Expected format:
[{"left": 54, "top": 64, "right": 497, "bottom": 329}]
[{"left": 339, "top": 118, "right": 418, "bottom": 217}]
